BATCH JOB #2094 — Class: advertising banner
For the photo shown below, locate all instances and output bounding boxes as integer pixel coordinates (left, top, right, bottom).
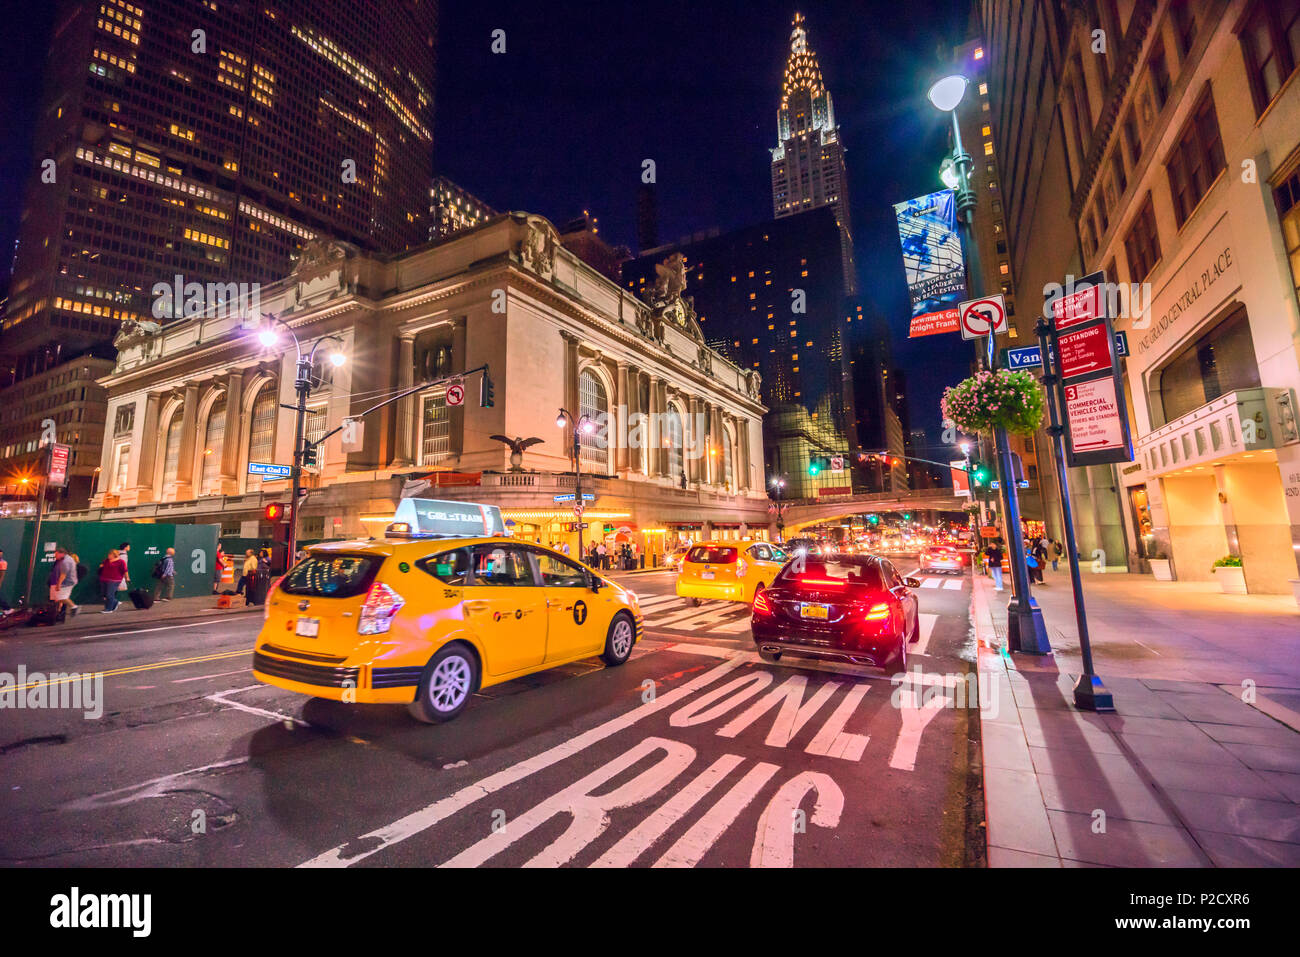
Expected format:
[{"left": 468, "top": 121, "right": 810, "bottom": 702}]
[{"left": 894, "top": 189, "right": 966, "bottom": 337}]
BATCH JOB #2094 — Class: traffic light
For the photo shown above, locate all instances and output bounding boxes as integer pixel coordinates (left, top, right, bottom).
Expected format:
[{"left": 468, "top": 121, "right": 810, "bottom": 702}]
[
  {"left": 808, "top": 454, "right": 830, "bottom": 475},
  {"left": 480, "top": 371, "right": 495, "bottom": 408},
  {"left": 868, "top": 514, "right": 880, "bottom": 525},
  {"left": 970, "top": 462, "right": 993, "bottom": 488},
  {"left": 264, "top": 502, "right": 285, "bottom": 522},
  {"left": 903, "top": 512, "right": 912, "bottom": 521},
  {"left": 301, "top": 443, "right": 318, "bottom": 467}
]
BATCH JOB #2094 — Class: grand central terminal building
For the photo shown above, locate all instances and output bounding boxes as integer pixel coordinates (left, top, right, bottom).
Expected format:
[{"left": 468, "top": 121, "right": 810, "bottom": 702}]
[{"left": 69, "top": 212, "right": 772, "bottom": 563}]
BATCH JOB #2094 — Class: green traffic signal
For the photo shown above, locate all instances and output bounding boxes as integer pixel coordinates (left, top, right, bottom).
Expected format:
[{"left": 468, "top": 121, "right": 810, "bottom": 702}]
[{"left": 970, "top": 462, "right": 993, "bottom": 487}]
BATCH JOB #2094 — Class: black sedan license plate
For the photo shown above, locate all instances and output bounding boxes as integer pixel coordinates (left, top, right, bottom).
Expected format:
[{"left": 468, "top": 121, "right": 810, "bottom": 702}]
[{"left": 800, "top": 603, "right": 830, "bottom": 620}]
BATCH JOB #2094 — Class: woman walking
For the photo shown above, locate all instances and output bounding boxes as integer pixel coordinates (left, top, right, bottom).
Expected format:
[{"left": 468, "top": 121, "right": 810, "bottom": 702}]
[{"left": 98, "top": 548, "right": 129, "bottom": 613}]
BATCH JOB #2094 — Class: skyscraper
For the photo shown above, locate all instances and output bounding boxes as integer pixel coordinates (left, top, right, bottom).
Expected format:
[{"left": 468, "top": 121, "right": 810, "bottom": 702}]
[
  {"left": 1, "top": 0, "right": 437, "bottom": 504},
  {"left": 770, "top": 11, "right": 856, "bottom": 296}
]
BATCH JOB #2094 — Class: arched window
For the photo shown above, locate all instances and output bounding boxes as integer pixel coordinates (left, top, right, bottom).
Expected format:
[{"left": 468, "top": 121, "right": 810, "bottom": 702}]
[
  {"left": 722, "top": 426, "right": 735, "bottom": 490},
  {"left": 664, "top": 405, "right": 684, "bottom": 481},
  {"left": 420, "top": 389, "right": 450, "bottom": 465},
  {"left": 200, "top": 396, "right": 226, "bottom": 495},
  {"left": 161, "top": 411, "right": 183, "bottom": 491},
  {"left": 246, "top": 386, "right": 277, "bottom": 490},
  {"left": 578, "top": 369, "right": 608, "bottom": 471}
]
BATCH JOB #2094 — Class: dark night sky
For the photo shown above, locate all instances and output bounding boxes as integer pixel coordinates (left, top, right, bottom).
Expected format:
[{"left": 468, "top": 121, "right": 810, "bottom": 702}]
[{"left": 0, "top": 0, "right": 975, "bottom": 447}]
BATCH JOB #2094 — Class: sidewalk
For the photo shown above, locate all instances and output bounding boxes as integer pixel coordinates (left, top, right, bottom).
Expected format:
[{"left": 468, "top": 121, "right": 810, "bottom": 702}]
[
  {"left": 3, "top": 594, "right": 260, "bottom": 638},
  {"left": 973, "top": 565, "right": 1300, "bottom": 867}
]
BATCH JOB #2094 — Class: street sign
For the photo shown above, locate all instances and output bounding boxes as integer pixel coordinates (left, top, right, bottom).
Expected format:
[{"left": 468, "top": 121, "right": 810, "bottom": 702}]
[
  {"left": 979, "top": 526, "right": 1000, "bottom": 539},
  {"left": 248, "top": 462, "right": 293, "bottom": 478},
  {"left": 445, "top": 382, "right": 465, "bottom": 407},
  {"left": 573, "top": 504, "right": 584, "bottom": 518},
  {"left": 829, "top": 455, "right": 844, "bottom": 471},
  {"left": 958, "top": 294, "right": 1008, "bottom": 340},
  {"left": 341, "top": 417, "right": 365, "bottom": 453},
  {"left": 48, "top": 444, "right": 70, "bottom": 488},
  {"left": 950, "top": 460, "right": 970, "bottom": 497},
  {"left": 1048, "top": 270, "right": 1106, "bottom": 330},
  {"left": 553, "top": 492, "right": 595, "bottom": 503},
  {"left": 1005, "top": 345, "right": 1043, "bottom": 370},
  {"left": 1057, "top": 322, "right": 1114, "bottom": 379},
  {"left": 1063, "top": 379, "right": 1128, "bottom": 462}
]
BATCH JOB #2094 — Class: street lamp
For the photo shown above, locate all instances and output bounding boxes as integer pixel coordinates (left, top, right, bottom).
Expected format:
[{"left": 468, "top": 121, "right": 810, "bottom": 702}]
[
  {"left": 928, "top": 69, "right": 1050, "bottom": 655},
  {"left": 769, "top": 476, "right": 787, "bottom": 541},
  {"left": 256, "top": 316, "right": 347, "bottom": 567},
  {"left": 557, "top": 408, "right": 596, "bottom": 560}
]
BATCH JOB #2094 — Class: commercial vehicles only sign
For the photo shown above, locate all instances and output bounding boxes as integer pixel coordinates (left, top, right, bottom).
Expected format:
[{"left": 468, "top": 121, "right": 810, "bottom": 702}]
[{"left": 1063, "top": 379, "right": 1125, "bottom": 458}]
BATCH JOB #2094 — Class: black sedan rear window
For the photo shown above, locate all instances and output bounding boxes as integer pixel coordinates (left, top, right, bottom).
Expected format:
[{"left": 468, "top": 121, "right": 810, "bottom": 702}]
[
  {"left": 775, "top": 559, "right": 885, "bottom": 589},
  {"left": 686, "top": 546, "right": 737, "bottom": 564},
  {"left": 279, "top": 554, "right": 382, "bottom": 598}
]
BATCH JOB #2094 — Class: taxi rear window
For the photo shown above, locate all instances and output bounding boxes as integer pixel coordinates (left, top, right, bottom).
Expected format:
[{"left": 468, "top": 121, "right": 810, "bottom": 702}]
[
  {"left": 280, "top": 554, "right": 381, "bottom": 598},
  {"left": 686, "top": 546, "right": 737, "bottom": 564}
]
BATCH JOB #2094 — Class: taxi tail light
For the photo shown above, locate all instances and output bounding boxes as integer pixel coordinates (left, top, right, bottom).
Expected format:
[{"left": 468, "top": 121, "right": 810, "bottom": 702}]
[
  {"left": 358, "top": 581, "right": 405, "bottom": 635},
  {"left": 736, "top": 559, "right": 748, "bottom": 579},
  {"left": 752, "top": 590, "right": 773, "bottom": 617}
]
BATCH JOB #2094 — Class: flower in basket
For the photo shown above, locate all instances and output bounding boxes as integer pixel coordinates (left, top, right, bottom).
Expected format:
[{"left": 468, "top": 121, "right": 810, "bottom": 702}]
[{"left": 940, "top": 369, "right": 1046, "bottom": 437}]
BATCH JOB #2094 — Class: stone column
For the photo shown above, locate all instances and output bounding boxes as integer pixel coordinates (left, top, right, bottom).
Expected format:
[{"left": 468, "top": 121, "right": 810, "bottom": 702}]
[
  {"left": 738, "top": 418, "right": 752, "bottom": 491},
  {"left": 132, "top": 391, "right": 162, "bottom": 501},
  {"left": 561, "top": 331, "right": 580, "bottom": 419},
  {"left": 450, "top": 318, "right": 468, "bottom": 457},
  {"left": 686, "top": 397, "right": 702, "bottom": 485},
  {"left": 390, "top": 335, "right": 416, "bottom": 467},
  {"left": 220, "top": 369, "right": 243, "bottom": 492},
  {"left": 646, "top": 373, "right": 661, "bottom": 477},
  {"left": 174, "top": 384, "right": 199, "bottom": 500},
  {"left": 615, "top": 361, "right": 630, "bottom": 474}
]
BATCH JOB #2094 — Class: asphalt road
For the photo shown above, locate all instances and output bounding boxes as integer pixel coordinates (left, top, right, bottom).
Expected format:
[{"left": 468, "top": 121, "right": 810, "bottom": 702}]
[{"left": 0, "top": 554, "right": 984, "bottom": 867}]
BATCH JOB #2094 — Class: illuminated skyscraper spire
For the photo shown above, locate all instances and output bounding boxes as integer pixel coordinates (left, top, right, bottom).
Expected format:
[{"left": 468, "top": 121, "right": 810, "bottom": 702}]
[{"left": 770, "top": 12, "right": 856, "bottom": 295}]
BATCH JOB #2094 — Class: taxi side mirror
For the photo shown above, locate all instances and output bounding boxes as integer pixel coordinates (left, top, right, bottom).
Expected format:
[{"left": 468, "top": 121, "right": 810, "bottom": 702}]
[
  {"left": 903, "top": 577, "right": 921, "bottom": 589},
  {"left": 588, "top": 572, "right": 602, "bottom": 592}
]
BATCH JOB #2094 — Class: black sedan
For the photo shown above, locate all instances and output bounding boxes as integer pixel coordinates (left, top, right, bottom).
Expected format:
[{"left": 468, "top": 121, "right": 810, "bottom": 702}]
[{"left": 751, "top": 555, "right": 921, "bottom": 673}]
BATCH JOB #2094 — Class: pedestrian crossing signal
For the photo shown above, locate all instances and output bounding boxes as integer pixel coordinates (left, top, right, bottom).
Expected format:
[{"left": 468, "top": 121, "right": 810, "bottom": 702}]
[{"left": 264, "top": 503, "right": 284, "bottom": 521}]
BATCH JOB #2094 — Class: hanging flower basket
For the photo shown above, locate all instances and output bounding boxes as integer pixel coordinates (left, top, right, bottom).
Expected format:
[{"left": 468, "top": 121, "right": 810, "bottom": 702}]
[{"left": 941, "top": 369, "right": 1046, "bottom": 437}]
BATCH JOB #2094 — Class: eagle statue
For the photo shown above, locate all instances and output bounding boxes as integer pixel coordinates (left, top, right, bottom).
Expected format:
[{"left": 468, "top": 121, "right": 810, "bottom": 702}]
[{"left": 490, "top": 435, "right": 544, "bottom": 472}]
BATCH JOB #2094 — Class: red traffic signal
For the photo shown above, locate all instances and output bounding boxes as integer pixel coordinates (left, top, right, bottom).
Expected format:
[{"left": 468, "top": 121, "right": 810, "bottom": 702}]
[{"left": 264, "top": 503, "right": 285, "bottom": 522}]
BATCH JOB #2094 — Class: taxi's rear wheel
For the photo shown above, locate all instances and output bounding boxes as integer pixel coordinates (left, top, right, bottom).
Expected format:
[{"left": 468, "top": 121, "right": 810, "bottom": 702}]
[
  {"left": 690, "top": 597, "right": 702, "bottom": 607},
  {"left": 601, "top": 612, "right": 635, "bottom": 666},
  {"left": 408, "top": 643, "right": 478, "bottom": 723}
]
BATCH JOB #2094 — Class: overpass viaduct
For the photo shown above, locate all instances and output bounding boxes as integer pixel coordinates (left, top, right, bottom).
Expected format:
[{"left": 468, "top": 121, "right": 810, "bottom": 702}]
[{"left": 781, "top": 488, "right": 967, "bottom": 531}]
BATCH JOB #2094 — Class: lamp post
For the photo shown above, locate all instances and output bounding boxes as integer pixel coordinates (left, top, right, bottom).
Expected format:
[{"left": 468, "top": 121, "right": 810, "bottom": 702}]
[
  {"left": 929, "top": 72, "right": 1050, "bottom": 654},
  {"left": 769, "top": 476, "right": 786, "bottom": 541},
  {"left": 257, "top": 318, "right": 346, "bottom": 567},
  {"left": 557, "top": 408, "right": 596, "bottom": 560}
]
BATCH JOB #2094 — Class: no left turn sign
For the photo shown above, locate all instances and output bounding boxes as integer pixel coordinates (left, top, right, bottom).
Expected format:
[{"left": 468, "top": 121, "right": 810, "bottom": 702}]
[
  {"left": 958, "top": 295, "right": 1008, "bottom": 340},
  {"left": 446, "top": 382, "right": 465, "bottom": 406}
]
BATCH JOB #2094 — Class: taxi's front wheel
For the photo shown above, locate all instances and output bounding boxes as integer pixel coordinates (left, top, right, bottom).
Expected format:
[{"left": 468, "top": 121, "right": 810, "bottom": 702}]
[
  {"left": 409, "top": 643, "right": 479, "bottom": 723},
  {"left": 601, "top": 612, "right": 635, "bottom": 667}
]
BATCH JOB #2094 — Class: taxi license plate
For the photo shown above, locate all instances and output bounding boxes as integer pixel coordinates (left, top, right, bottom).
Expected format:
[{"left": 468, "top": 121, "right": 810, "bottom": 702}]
[
  {"left": 800, "top": 603, "right": 830, "bottom": 620},
  {"left": 701, "top": 570, "right": 715, "bottom": 580},
  {"left": 295, "top": 617, "right": 320, "bottom": 638}
]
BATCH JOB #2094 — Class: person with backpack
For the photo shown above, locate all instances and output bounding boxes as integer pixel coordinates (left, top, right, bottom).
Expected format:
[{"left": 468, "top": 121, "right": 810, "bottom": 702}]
[
  {"left": 47, "top": 545, "right": 79, "bottom": 619},
  {"left": 153, "top": 547, "right": 176, "bottom": 601},
  {"left": 98, "top": 548, "right": 128, "bottom": 613}
]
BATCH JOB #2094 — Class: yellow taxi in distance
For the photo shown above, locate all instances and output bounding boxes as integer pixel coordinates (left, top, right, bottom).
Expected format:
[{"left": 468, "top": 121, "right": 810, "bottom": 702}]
[
  {"left": 252, "top": 500, "right": 642, "bottom": 723},
  {"left": 674, "top": 540, "right": 788, "bottom": 606}
]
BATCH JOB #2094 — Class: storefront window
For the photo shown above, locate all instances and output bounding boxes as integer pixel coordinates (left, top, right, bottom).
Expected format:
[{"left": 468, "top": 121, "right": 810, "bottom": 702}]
[
  {"left": 1128, "top": 485, "right": 1155, "bottom": 558},
  {"left": 1156, "top": 307, "right": 1260, "bottom": 424}
]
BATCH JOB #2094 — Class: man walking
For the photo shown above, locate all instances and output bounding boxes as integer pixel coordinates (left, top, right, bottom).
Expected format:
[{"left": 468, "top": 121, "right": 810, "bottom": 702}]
[
  {"left": 154, "top": 547, "right": 176, "bottom": 601},
  {"left": 48, "top": 545, "right": 79, "bottom": 618},
  {"left": 985, "top": 538, "right": 1005, "bottom": 592}
]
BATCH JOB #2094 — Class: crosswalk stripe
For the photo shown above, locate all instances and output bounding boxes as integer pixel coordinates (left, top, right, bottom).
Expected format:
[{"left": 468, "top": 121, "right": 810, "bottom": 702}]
[
  {"left": 920, "top": 579, "right": 942, "bottom": 589},
  {"left": 913, "top": 612, "right": 939, "bottom": 656},
  {"left": 716, "top": 617, "right": 753, "bottom": 634},
  {"left": 637, "top": 595, "right": 680, "bottom": 609},
  {"left": 654, "top": 605, "right": 748, "bottom": 630},
  {"left": 942, "top": 579, "right": 964, "bottom": 590}
]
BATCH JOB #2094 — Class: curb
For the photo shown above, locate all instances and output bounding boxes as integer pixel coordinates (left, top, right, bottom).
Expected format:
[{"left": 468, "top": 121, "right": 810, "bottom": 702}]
[
  {"left": 5, "top": 604, "right": 262, "bottom": 643},
  {"left": 971, "top": 574, "right": 1063, "bottom": 867}
]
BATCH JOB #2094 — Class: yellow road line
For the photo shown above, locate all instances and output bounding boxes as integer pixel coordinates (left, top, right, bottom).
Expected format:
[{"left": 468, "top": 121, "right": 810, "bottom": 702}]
[{"left": 11, "top": 649, "right": 251, "bottom": 691}]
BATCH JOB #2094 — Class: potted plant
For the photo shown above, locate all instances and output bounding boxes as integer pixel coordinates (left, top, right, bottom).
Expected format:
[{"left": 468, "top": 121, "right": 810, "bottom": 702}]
[
  {"left": 941, "top": 369, "right": 1047, "bottom": 437},
  {"left": 1148, "top": 549, "right": 1174, "bottom": 581},
  {"left": 1211, "top": 555, "right": 1246, "bottom": 594}
]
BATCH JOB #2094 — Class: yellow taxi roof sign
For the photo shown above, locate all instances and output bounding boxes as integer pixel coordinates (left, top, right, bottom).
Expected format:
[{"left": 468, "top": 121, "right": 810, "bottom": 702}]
[{"left": 391, "top": 498, "right": 506, "bottom": 539}]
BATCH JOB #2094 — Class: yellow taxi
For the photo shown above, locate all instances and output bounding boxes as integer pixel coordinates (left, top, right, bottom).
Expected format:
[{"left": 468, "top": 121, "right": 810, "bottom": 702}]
[
  {"left": 252, "top": 499, "right": 643, "bottom": 722},
  {"left": 674, "top": 540, "right": 788, "bottom": 606}
]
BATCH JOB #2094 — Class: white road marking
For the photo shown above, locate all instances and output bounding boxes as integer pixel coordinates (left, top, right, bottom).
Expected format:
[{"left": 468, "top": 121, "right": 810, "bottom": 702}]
[
  {"left": 206, "top": 686, "right": 310, "bottom": 727},
  {"left": 750, "top": 772, "right": 844, "bottom": 868},
  {"left": 913, "top": 613, "right": 939, "bottom": 656},
  {"left": 172, "top": 669, "right": 251, "bottom": 684},
  {"left": 298, "top": 655, "right": 748, "bottom": 867},
  {"left": 653, "top": 761, "right": 780, "bottom": 868},
  {"left": 31, "top": 618, "right": 244, "bottom": 642},
  {"left": 920, "top": 579, "right": 942, "bottom": 589},
  {"left": 715, "top": 617, "right": 753, "bottom": 635},
  {"left": 637, "top": 595, "right": 681, "bottom": 609},
  {"left": 61, "top": 756, "right": 251, "bottom": 811},
  {"left": 653, "top": 605, "right": 746, "bottom": 630},
  {"left": 942, "top": 579, "right": 963, "bottom": 590},
  {"left": 888, "top": 689, "right": 948, "bottom": 771}
]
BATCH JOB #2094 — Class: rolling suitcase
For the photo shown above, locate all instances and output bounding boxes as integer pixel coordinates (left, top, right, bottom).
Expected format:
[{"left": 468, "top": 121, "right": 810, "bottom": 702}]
[{"left": 129, "top": 588, "right": 154, "bottom": 610}]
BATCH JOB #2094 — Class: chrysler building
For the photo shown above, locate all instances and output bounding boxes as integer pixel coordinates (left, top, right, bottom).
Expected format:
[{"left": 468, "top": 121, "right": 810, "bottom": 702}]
[{"left": 770, "top": 12, "right": 857, "bottom": 295}]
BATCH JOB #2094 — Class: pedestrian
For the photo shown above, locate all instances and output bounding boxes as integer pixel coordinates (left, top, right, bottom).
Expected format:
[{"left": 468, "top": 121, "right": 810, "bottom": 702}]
[
  {"left": 214, "top": 544, "right": 226, "bottom": 594},
  {"left": 1050, "top": 539, "right": 1063, "bottom": 571},
  {"left": 98, "top": 548, "right": 128, "bottom": 613},
  {"left": 1033, "top": 539, "right": 1049, "bottom": 584},
  {"left": 153, "top": 547, "right": 176, "bottom": 601},
  {"left": 241, "top": 549, "right": 257, "bottom": 602},
  {"left": 0, "top": 549, "right": 7, "bottom": 590},
  {"left": 596, "top": 541, "right": 607, "bottom": 570},
  {"left": 561, "top": 541, "right": 570, "bottom": 556},
  {"left": 48, "top": 545, "right": 79, "bottom": 619},
  {"left": 1026, "top": 540, "right": 1043, "bottom": 585},
  {"left": 985, "top": 539, "right": 1005, "bottom": 592}
]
